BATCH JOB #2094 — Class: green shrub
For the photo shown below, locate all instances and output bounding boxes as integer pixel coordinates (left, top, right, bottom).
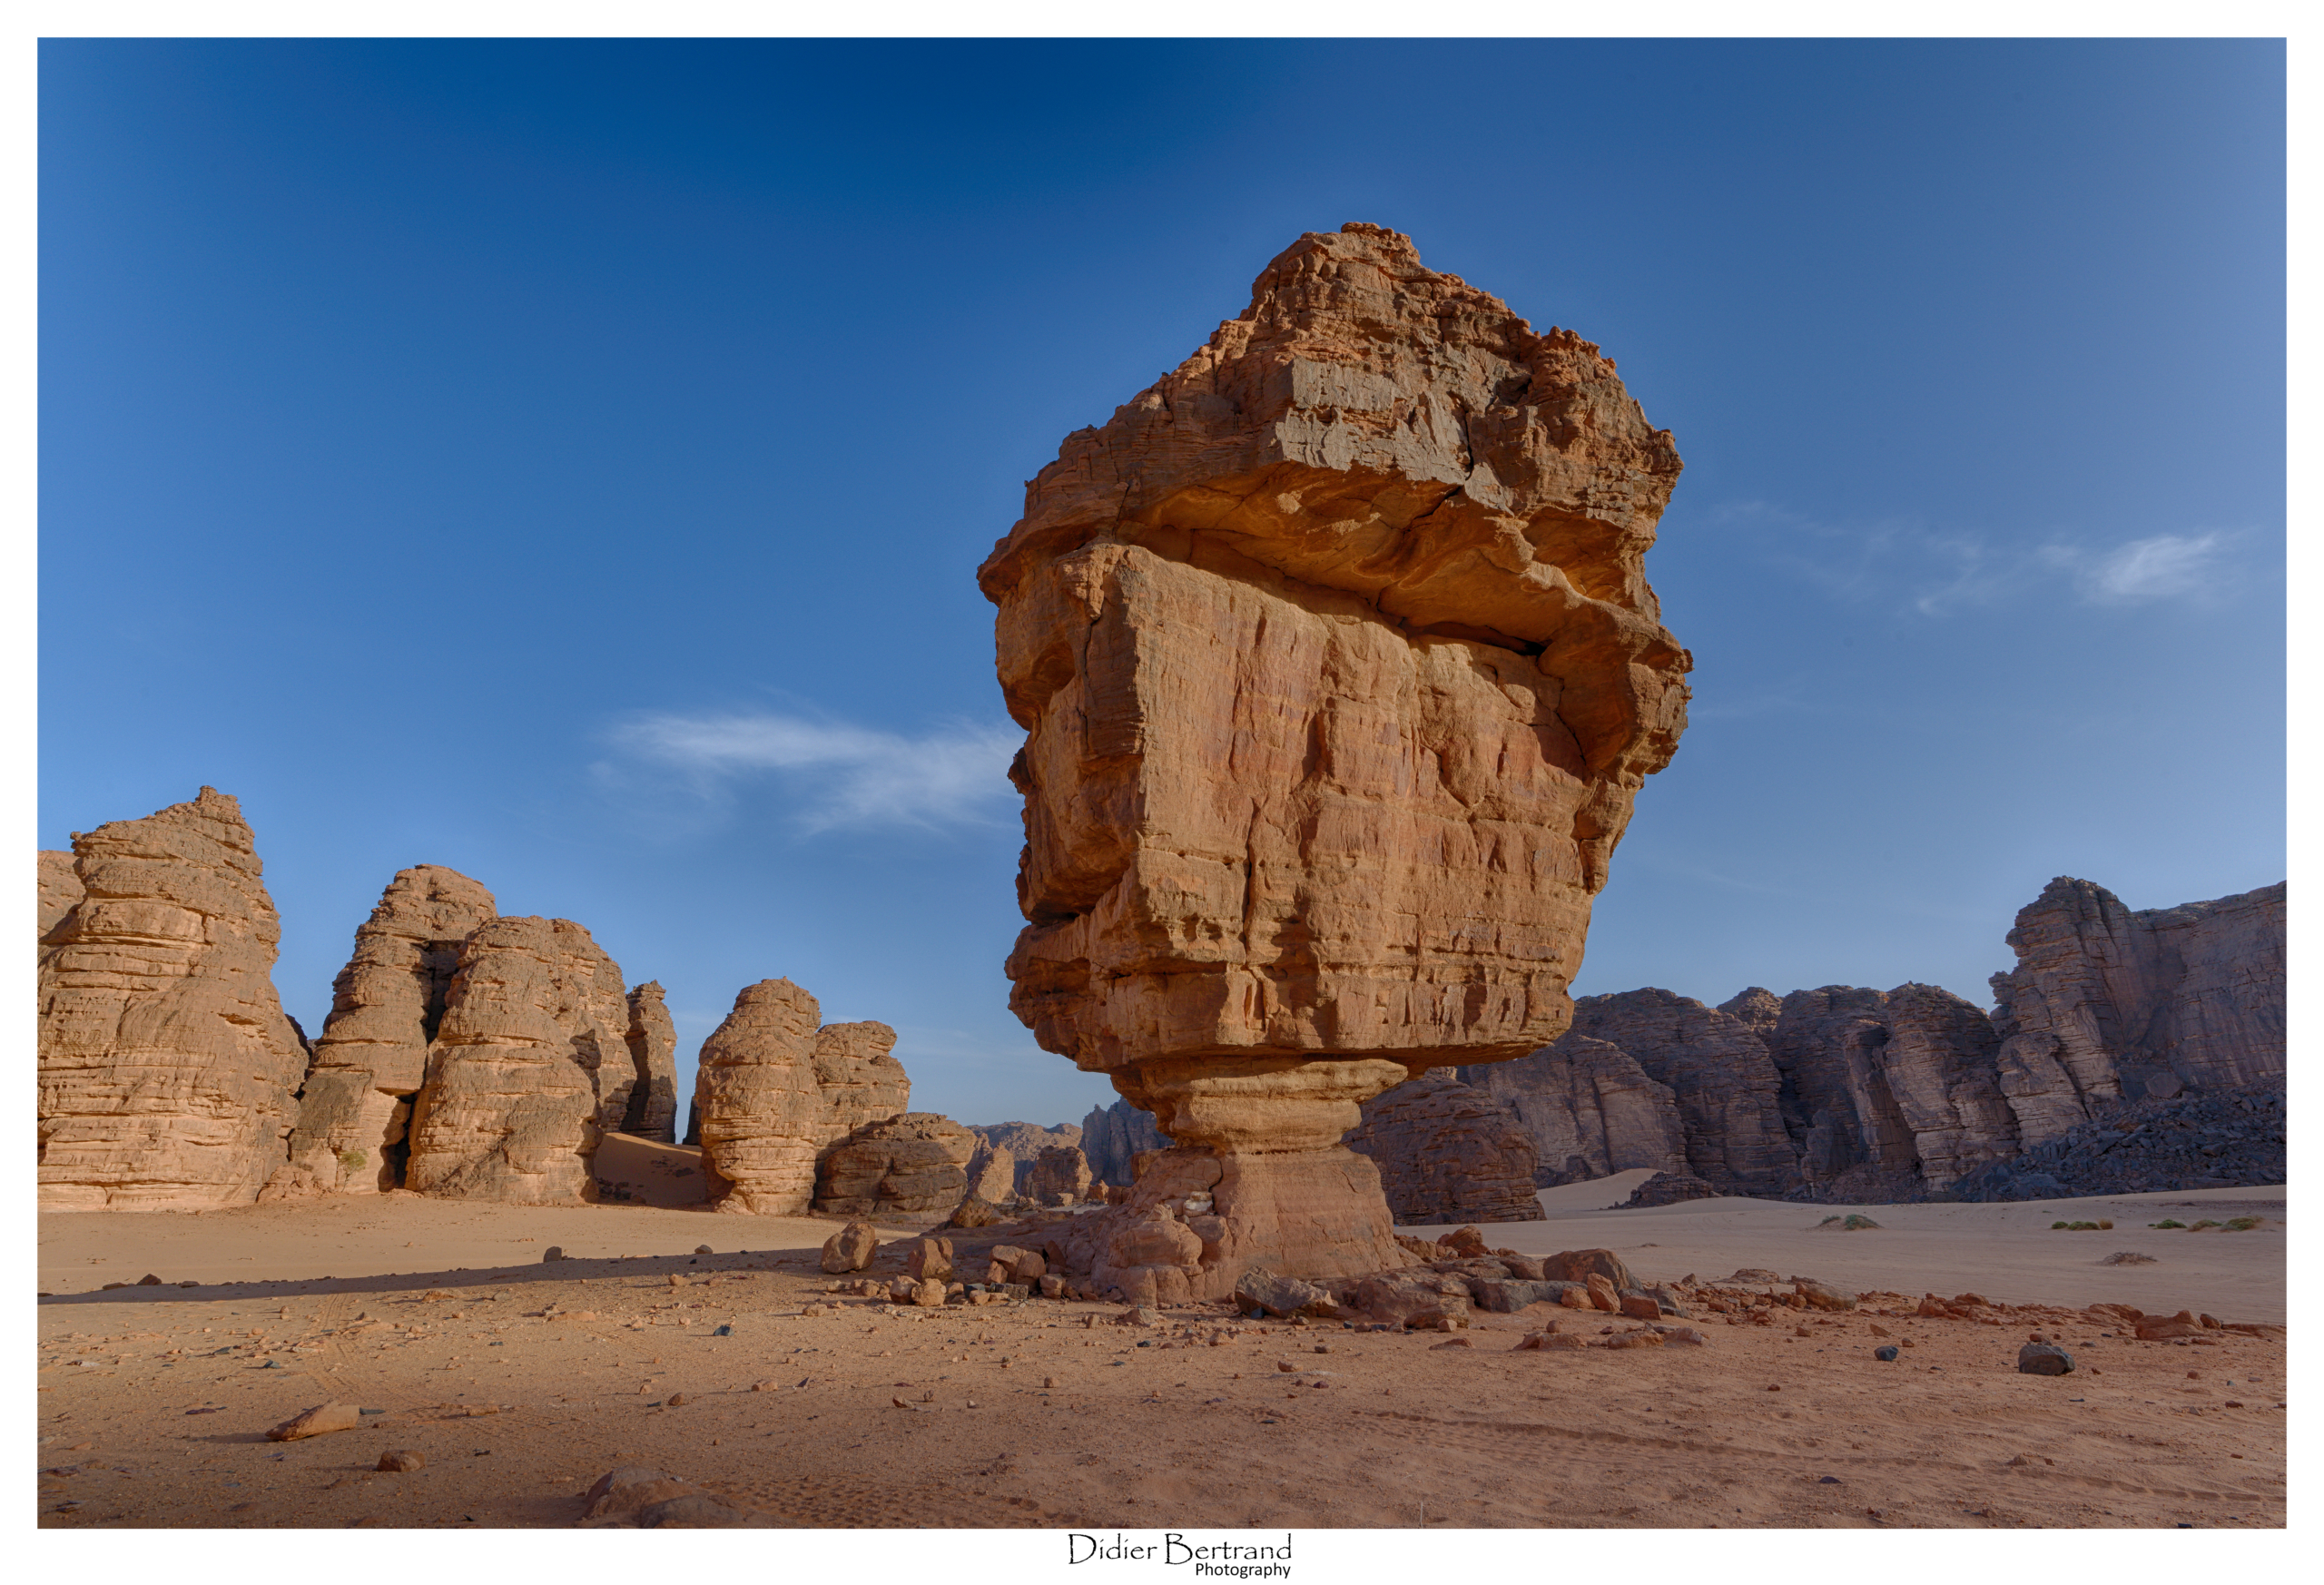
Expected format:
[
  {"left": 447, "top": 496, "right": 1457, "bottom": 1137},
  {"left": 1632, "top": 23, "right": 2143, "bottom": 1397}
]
[
  {"left": 338, "top": 1149, "right": 367, "bottom": 1170},
  {"left": 2189, "top": 1219, "right": 2221, "bottom": 1231},
  {"left": 2052, "top": 1221, "right": 2070, "bottom": 1230},
  {"left": 2223, "top": 1216, "right": 2261, "bottom": 1231},
  {"left": 2149, "top": 1218, "right": 2186, "bottom": 1229},
  {"left": 2066, "top": 1220, "right": 2101, "bottom": 1231}
]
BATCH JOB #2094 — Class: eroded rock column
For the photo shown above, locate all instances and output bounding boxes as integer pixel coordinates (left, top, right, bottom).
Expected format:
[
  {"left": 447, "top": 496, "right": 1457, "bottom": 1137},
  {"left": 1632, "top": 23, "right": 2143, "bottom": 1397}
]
[
  {"left": 981, "top": 223, "right": 1691, "bottom": 1300},
  {"left": 37, "top": 788, "right": 310, "bottom": 1209}
]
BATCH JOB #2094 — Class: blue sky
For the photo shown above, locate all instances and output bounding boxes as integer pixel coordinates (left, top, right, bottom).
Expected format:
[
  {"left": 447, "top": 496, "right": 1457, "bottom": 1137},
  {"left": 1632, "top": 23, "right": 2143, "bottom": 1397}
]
[{"left": 39, "top": 39, "right": 2285, "bottom": 1128}]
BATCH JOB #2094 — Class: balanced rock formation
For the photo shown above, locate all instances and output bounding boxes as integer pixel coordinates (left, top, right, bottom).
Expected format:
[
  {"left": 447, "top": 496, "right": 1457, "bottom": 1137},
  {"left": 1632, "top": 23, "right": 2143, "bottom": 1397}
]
[
  {"left": 980, "top": 223, "right": 1690, "bottom": 1300},
  {"left": 264, "top": 865, "right": 497, "bottom": 1199},
  {"left": 401, "top": 916, "right": 635, "bottom": 1204},
  {"left": 813, "top": 1113, "right": 975, "bottom": 1216},
  {"left": 688, "top": 979, "right": 910, "bottom": 1215},
  {"left": 1345, "top": 1069, "right": 1545, "bottom": 1223},
  {"left": 37, "top": 788, "right": 310, "bottom": 1209},
  {"left": 1989, "top": 878, "right": 2286, "bottom": 1140},
  {"left": 1080, "top": 1098, "right": 1170, "bottom": 1188},
  {"left": 1457, "top": 1033, "right": 1689, "bottom": 1186},
  {"left": 621, "top": 982, "right": 681, "bottom": 1141}
]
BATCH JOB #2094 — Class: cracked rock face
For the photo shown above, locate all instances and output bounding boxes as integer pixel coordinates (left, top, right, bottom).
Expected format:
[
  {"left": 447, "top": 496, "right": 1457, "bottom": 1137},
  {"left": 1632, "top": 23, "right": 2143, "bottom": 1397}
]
[
  {"left": 37, "top": 788, "right": 310, "bottom": 1209},
  {"left": 402, "top": 915, "right": 635, "bottom": 1204},
  {"left": 264, "top": 865, "right": 498, "bottom": 1200},
  {"left": 980, "top": 223, "right": 1689, "bottom": 1297},
  {"left": 1458, "top": 1032, "right": 1689, "bottom": 1186},
  {"left": 1989, "top": 878, "right": 2285, "bottom": 1139}
]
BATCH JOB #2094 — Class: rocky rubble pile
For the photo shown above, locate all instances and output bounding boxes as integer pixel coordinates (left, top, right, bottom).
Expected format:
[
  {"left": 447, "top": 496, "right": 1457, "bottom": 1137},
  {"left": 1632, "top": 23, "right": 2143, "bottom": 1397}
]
[{"left": 1945, "top": 1083, "right": 2286, "bottom": 1202}]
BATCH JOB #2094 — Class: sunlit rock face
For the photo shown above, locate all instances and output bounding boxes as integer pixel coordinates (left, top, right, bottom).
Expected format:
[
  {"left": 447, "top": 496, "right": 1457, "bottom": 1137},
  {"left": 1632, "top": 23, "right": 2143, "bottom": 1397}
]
[{"left": 980, "top": 223, "right": 1690, "bottom": 1299}]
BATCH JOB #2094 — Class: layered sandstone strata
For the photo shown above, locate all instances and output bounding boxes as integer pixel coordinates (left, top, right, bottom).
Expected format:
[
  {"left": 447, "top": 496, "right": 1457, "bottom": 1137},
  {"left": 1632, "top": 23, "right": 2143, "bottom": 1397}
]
[
  {"left": 980, "top": 223, "right": 1690, "bottom": 1300},
  {"left": 622, "top": 981, "right": 681, "bottom": 1141},
  {"left": 402, "top": 916, "right": 635, "bottom": 1204},
  {"left": 1345, "top": 1068, "right": 1545, "bottom": 1223},
  {"left": 813, "top": 1113, "right": 976, "bottom": 1216},
  {"left": 1457, "top": 1033, "right": 1689, "bottom": 1186},
  {"left": 1989, "top": 878, "right": 2286, "bottom": 1139},
  {"left": 37, "top": 788, "right": 310, "bottom": 1209},
  {"left": 264, "top": 865, "right": 497, "bottom": 1199},
  {"left": 689, "top": 979, "right": 911, "bottom": 1215}
]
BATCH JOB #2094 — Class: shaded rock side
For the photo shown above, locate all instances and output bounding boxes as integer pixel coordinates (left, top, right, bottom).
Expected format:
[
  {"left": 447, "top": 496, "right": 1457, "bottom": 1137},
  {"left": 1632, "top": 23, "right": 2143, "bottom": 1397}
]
[
  {"left": 980, "top": 222, "right": 1690, "bottom": 1298},
  {"left": 37, "top": 788, "right": 310, "bottom": 1210},
  {"left": 264, "top": 865, "right": 497, "bottom": 1200},
  {"left": 1080, "top": 1098, "right": 1170, "bottom": 1187},
  {"left": 39, "top": 849, "right": 84, "bottom": 951},
  {"left": 813, "top": 1112, "right": 975, "bottom": 1216},
  {"left": 1989, "top": 877, "right": 2286, "bottom": 1143},
  {"left": 1025, "top": 1144, "right": 1095, "bottom": 1205},
  {"left": 688, "top": 979, "right": 827, "bottom": 1215},
  {"left": 621, "top": 981, "right": 681, "bottom": 1142},
  {"left": 402, "top": 915, "right": 634, "bottom": 1204},
  {"left": 1345, "top": 1068, "right": 1546, "bottom": 1223},
  {"left": 1569, "top": 989, "right": 1796, "bottom": 1196},
  {"left": 811, "top": 1019, "right": 910, "bottom": 1139},
  {"left": 1457, "top": 1032, "right": 1689, "bottom": 1186}
]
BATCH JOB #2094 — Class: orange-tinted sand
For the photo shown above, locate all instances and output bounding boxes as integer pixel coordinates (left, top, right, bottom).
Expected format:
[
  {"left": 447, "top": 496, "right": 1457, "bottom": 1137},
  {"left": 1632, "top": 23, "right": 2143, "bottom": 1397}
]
[{"left": 35, "top": 1168, "right": 2284, "bottom": 1530}]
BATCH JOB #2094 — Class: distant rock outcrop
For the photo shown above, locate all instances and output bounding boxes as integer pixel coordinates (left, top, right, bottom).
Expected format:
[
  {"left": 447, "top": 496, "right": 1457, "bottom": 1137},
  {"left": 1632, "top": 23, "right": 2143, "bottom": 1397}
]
[
  {"left": 1457, "top": 1033, "right": 1689, "bottom": 1186},
  {"left": 1080, "top": 1098, "right": 1170, "bottom": 1187},
  {"left": 1989, "top": 878, "right": 2286, "bottom": 1140},
  {"left": 37, "top": 788, "right": 310, "bottom": 1209},
  {"left": 264, "top": 865, "right": 497, "bottom": 1199},
  {"left": 813, "top": 1112, "right": 975, "bottom": 1216},
  {"left": 621, "top": 981, "right": 681, "bottom": 1142},
  {"left": 1024, "top": 1143, "right": 1095, "bottom": 1205},
  {"left": 1570, "top": 989, "right": 1798, "bottom": 1196},
  {"left": 1345, "top": 1069, "right": 1545, "bottom": 1223},
  {"left": 402, "top": 915, "right": 635, "bottom": 1205}
]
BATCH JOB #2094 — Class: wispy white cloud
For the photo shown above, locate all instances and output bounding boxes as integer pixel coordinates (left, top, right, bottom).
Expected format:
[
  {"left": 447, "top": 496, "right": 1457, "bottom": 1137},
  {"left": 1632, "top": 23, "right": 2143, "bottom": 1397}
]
[
  {"left": 600, "top": 709, "right": 1020, "bottom": 833},
  {"left": 1711, "top": 502, "right": 2246, "bottom": 616}
]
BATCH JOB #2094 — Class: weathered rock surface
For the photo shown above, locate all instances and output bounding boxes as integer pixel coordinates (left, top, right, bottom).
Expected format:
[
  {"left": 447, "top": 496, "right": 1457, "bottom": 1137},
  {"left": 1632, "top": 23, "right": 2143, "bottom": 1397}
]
[
  {"left": 962, "top": 1140, "right": 1019, "bottom": 1206},
  {"left": 38, "top": 788, "right": 310, "bottom": 1209},
  {"left": 264, "top": 865, "right": 497, "bottom": 1200},
  {"left": 402, "top": 915, "right": 635, "bottom": 1205},
  {"left": 1345, "top": 1068, "right": 1545, "bottom": 1223},
  {"left": 981, "top": 223, "right": 1689, "bottom": 1298},
  {"left": 686, "top": 980, "right": 911, "bottom": 1215},
  {"left": 813, "top": 1112, "right": 976, "bottom": 1216},
  {"left": 38, "top": 849, "right": 84, "bottom": 949},
  {"left": 811, "top": 1019, "right": 910, "bottom": 1138},
  {"left": 1569, "top": 989, "right": 1797, "bottom": 1196},
  {"left": 622, "top": 981, "right": 681, "bottom": 1141},
  {"left": 1080, "top": 1099, "right": 1170, "bottom": 1187},
  {"left": 1024, "top": 1144, "right": 1095, "bottom": 1205},
  {"left": 1949, "top": 1081, "right": 2285, "bottom": 1201},
  {"left": 689, "top": 979, "right": 827, "bottom": 1215},
  {"left": 1989, "top": 878, "right": 2286, "bottom": 1140},
  {"left": 1457, "top": 1032, "right": 1689, "bottom": 1186}
]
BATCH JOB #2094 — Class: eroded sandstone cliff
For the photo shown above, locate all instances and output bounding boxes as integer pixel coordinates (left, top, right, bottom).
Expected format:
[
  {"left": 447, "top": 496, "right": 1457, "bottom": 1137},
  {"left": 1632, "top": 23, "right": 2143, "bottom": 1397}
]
[
  {"left": 38, "top": 788, "right": 310, "bottom": 1209},
  {"left": 982, "top": 222, "right": 1690, "bottom": 1298},
  {"left": 1345, "top": 1068, "right": 1545, "bottom": 1223}
]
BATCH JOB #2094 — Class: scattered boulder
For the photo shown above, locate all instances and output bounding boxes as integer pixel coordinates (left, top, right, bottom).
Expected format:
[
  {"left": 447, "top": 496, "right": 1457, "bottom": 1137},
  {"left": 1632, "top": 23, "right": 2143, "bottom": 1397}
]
[
  {"left": 1542, "top": 1248, "right": 1639, "bottom": 1291},
  {"left": 905, "top": 1236, "right": 954, "bottom": 1283},
  {"left": 2017, "top": 1342, "right": 2075, "bottom": 1376},
  {"left": 946, "top": 1194, "right": 1006, "bottom": 1229},
  {"left": 1792, "top": 1279, "right": 1858, "bottom": 1312},
  {"left": 377, "top": 1449, "right": 424, "bottom": 1472},
  {"left": 1236, "top": 1269, "right": 1333, "bottom": 1318},
  {"left": 267, "top": 1403, "right": 362, "bottom": 1441},
  {"left": 819, "top": 1220, "right": 880, "bottom": 1274}
]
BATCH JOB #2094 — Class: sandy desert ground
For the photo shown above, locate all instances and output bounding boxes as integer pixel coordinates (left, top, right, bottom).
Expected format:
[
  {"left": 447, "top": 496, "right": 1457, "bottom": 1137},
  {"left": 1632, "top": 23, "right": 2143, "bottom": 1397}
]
[{"left": 35, "top": 1151, "right": 2285, "bottom": 1531}]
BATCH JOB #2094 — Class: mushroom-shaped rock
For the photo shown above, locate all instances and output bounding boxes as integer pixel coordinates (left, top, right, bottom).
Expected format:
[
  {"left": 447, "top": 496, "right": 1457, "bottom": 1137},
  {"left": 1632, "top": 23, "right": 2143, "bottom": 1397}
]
[{"left": 979, "top": 224, "right": 1689, "bottom": 1298}]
